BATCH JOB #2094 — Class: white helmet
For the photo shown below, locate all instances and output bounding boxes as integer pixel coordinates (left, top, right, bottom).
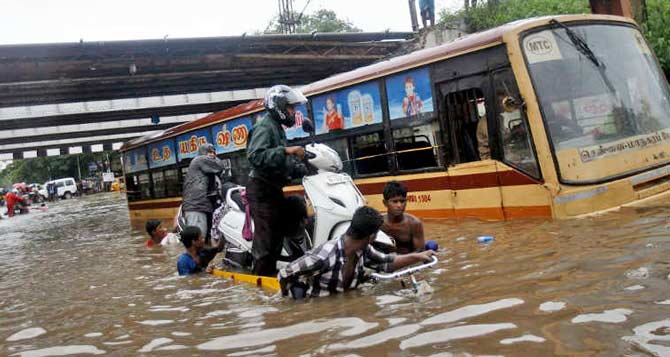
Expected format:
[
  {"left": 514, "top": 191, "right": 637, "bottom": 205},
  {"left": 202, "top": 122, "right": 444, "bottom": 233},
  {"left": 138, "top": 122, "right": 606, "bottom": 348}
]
[{"left": 264, "top": 85, "right": 308, "bottom": 127}]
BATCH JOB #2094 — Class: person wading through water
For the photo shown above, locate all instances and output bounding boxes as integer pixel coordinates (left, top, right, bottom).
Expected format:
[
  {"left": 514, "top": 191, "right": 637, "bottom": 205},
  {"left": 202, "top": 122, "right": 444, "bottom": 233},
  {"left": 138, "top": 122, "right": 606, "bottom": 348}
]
[{"left": 246, "top": 84, "right": 309, "bottom": 277}]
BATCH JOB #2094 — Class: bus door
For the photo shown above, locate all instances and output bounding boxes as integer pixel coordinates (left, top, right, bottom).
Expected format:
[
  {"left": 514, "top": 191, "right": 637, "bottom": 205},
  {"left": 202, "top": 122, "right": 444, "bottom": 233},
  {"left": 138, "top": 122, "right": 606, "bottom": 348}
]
[
  {"left": 439, "top": 74, "right": 505, "bottom": 220},
  {"left": 491, "top": 68, "right": 551, "bottom": 219}
]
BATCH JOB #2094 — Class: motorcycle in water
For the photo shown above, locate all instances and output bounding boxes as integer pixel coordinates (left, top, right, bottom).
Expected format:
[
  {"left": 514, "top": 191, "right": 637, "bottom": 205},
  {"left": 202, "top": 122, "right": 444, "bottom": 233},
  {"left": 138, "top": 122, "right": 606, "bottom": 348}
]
[
  {"left": 208, "top": 119, "right": 396, "bottom": 272},
  {"left": 174, "top": 119, "right": 395, "bottom": 272}
]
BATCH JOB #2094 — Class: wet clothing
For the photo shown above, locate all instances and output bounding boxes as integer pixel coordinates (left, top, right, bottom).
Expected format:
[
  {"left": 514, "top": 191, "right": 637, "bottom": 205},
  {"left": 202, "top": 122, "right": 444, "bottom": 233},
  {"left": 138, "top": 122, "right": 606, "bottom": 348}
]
[
  {"left": 247, "top": 114, "right": 301, "bottom": 188},
  {"left": 182, "top": 145, "right": 226, "bottom": 214},
  {"left": 246, "top": 114, "right": 303, "bottom": 276},
  {"left": 246, "top": 177, "right": 286, "bottom": 277},
  {"left": 278, "top": 235, "right": 397, "bottom": 298},
  {"left": 5, "top": 192, "right": 25, "bottom": 217},
  {"left": 177, "top": 247, "right": 220, "bottom": 276},
  {"left": 184, "top": 211, "right": 209, "bottom": 240},
  {"left": 146, "top": 233, "right": 181, "bottom": 247}
]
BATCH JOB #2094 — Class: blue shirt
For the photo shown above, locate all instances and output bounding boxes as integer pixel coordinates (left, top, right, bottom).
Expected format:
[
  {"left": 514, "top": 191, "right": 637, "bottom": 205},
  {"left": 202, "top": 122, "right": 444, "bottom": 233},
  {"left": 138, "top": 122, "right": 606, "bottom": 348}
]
[
  {"left": 177, "top": 253, "right": 198, "bottom": 275},
  {"left": 177, "top": 248, "right": 220, "bottom": 276}
]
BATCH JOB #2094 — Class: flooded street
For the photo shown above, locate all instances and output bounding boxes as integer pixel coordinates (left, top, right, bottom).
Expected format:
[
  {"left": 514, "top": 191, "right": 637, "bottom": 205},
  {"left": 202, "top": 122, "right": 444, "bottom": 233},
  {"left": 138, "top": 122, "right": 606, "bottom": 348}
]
[{"left": 3, "top": 193, "right": 670, "bottom": 356}]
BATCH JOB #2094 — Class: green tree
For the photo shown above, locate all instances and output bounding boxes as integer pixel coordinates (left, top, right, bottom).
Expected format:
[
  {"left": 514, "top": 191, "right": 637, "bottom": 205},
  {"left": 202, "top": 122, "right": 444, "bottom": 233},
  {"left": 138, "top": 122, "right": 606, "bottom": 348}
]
[
  {"left": 643, "top": 0, "right": 670, "bottom": 76},
  {"left": 439, "top": 0, "right": 590, "bottom": 32},
  {"left": 265, "top": 9, "right": 361, "bottom": 34},
  {"left": 0, "top": 151, "right": 121, "bottom": 188}
]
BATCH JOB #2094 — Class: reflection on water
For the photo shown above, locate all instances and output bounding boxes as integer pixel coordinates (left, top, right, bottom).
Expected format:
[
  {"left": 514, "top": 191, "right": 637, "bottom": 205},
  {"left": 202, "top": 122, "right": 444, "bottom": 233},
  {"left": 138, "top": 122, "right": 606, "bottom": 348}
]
[{"left": 3, "top": 192, "right": 670, "bottom": 355}]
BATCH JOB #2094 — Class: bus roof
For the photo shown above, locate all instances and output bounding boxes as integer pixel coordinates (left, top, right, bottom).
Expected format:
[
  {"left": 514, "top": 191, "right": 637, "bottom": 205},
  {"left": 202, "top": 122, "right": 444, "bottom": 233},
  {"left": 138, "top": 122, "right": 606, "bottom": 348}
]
[{"left": 121, "top": 14, "right": 631, "bottom": 152}]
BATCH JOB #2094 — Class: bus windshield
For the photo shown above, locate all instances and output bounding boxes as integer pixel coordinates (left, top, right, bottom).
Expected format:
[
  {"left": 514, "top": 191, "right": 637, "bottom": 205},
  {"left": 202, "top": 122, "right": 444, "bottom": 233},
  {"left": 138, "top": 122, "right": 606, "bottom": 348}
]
[{"left": 523, "top": 22, "right": 670, "bottom": 183}]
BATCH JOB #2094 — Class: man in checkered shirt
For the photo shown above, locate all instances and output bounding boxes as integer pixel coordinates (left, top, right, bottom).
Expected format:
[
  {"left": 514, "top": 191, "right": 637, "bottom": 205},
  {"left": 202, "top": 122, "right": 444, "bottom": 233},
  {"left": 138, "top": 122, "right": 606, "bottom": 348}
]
[{"left": 278, "top": 206, "right": 436, "bottom": 299}]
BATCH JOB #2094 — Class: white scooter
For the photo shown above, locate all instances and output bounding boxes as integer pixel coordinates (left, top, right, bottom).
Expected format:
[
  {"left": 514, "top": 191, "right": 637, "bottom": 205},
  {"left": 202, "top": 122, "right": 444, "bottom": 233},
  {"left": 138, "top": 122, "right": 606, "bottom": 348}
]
[{"left": 217, "top": 119, "right": 395, "bottom": 272}]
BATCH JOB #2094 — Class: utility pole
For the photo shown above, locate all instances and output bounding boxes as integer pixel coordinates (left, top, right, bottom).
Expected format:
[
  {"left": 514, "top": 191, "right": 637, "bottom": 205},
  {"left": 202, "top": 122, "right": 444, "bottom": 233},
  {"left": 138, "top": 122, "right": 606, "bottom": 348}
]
[
  {"left": 278, "top": 0, "right": 297, "bottom": 34},
  {"left": 589, "top": 0, "right": 634, "bottom": 18},
  {"left": 76, "top": 155, "right": 82, "bottom": 181},
  {"left": 408, "top": 0, "right": 419, "bottom": 32}
]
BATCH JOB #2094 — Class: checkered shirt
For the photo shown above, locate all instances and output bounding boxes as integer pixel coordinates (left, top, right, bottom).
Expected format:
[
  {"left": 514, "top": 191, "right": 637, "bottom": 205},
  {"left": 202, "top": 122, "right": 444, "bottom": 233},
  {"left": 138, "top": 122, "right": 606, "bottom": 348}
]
[{"left": 278, "top": 234, "right": 396, "bottom": 297}]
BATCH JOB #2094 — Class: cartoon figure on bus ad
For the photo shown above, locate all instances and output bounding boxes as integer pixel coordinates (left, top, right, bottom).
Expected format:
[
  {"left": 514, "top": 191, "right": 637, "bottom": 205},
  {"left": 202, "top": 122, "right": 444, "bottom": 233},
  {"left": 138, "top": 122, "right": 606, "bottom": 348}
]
[
  {"left": 386, "top": 67, "right": 434, "bottom": 120},
  {"left": 313, "top": 82, "right": 382, "bottom": 135}
]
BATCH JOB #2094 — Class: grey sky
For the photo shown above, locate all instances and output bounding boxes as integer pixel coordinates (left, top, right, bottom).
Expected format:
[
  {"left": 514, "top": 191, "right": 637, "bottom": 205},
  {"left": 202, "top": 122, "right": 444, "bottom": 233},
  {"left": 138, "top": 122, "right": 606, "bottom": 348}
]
[{"left": 1, "top": 0, "right": 462, "bottom": 45}]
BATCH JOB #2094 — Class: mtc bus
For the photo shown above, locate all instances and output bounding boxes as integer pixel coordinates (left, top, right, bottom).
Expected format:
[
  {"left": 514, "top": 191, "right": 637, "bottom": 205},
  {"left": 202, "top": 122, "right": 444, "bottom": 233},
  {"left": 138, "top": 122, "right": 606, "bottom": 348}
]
[{"left": 120, "top": 15, "right": 670, "bottom": 225}]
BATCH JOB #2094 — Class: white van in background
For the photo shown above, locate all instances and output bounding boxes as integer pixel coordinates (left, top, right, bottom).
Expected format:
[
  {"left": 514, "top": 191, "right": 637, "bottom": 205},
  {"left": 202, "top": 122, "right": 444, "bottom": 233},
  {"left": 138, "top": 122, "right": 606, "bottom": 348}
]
[{"left": 44, "top": 177, "right": 78, "bottom": 199}]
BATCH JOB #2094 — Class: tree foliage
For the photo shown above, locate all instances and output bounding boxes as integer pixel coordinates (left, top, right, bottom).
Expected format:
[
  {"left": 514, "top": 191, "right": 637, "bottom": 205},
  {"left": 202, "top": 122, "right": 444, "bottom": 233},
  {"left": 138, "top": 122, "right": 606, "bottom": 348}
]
[
  {"left": 439, "top": 0, "right": 590, "bottom": 32},
  {"left": 0, "top": 151, "right": 120, "bottom": 188},
  {"left": 643, "top": 0, "right": 670, "bottom": 75},
  {"left": 266, "top": 9, "right": 361, "bottom": 34}
]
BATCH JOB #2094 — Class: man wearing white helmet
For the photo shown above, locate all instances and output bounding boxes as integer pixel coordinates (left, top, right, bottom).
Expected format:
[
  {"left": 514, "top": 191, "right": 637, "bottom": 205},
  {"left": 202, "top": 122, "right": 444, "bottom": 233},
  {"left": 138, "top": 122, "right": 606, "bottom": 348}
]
[{"left": 246, "top": 85, "right": 309, "bottom": 276}]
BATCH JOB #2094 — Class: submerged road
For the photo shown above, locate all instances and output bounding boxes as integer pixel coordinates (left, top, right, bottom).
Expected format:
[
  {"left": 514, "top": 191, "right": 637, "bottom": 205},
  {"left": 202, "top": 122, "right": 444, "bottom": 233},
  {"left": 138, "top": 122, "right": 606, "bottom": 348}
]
[{"left": 2, "top": 192, "right": 670, "bottom": 355}]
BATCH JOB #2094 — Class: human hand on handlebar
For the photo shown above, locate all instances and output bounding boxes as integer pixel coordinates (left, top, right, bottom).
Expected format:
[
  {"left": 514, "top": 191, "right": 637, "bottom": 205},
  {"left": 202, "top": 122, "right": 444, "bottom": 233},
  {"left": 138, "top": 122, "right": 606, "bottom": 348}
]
[
  {"left": 285, "top": 146, "right": 305, "bottom": 159},
  {"left": 416, "top": 250, "right": 436, "bottom": 263}
]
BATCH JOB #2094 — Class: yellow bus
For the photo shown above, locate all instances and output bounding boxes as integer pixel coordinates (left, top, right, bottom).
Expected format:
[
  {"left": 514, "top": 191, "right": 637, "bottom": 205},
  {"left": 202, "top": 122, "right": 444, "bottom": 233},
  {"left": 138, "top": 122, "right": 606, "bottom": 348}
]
[{"left": 120, "top": 14, "right": 670, "bottom": 225}]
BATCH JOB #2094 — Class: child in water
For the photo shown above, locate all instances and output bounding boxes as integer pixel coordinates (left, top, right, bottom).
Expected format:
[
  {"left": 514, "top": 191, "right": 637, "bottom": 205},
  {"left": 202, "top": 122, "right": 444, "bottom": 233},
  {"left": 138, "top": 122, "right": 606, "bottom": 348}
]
[{"left": 380, "top": 181, "right": 425, "bottom": 254}]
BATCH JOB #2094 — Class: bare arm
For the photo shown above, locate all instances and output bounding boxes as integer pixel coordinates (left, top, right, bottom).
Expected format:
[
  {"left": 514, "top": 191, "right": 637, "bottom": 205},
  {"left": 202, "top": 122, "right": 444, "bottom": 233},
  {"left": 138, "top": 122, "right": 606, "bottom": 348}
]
[
  {"left": 391, "top": 250, "right": 435, "bottom": 271},
  {"left": 412, "top": 218, "right": 425, "bottom": 252}
]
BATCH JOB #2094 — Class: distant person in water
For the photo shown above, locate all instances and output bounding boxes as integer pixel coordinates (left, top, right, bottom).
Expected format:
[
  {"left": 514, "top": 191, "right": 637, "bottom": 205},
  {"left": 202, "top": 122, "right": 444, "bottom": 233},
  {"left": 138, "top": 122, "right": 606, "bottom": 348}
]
[
  {"left": 5, "top": 189, "right": 27, "bottom": 217},
  {"left": 278, "top": 206, "right": 435, "bottom": 299},
  {"left": 177, "top": 226, "right": 223, "bottom": 276},
  {"left": 145, "top": 219, "right": 181, "bottom": 247},
  {"left": 380, "top": 181, "right": 425, "bottom": 254}
]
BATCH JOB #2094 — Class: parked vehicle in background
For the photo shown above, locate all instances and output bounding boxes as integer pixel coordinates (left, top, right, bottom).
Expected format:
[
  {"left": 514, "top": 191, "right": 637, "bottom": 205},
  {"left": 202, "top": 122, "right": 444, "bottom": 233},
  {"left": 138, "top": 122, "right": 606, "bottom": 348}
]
[
  {"left": 110, "top": 177, "right": 125, "bottom": 192},
  {"left": 45, "top": 177, "right": 78, "bottom": 199},
  {"left": 37, "top": 185, "right": 48, "bottom": 200}
]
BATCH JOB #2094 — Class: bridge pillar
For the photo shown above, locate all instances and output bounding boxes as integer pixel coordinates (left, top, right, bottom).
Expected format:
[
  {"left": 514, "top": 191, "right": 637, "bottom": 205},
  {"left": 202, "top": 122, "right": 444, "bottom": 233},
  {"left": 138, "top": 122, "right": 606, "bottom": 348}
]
[
  {"left": 37, "top": 149, "right": 47, "bottom": 157},
  {"left": 13, "top": 152, "right": 23, "bottom": 160},
  {"left": 60, "top": 148, "right": 68, "bottom": 156},
  {"left": 103, "top": 143, "right": 113, "bottom": 152}
]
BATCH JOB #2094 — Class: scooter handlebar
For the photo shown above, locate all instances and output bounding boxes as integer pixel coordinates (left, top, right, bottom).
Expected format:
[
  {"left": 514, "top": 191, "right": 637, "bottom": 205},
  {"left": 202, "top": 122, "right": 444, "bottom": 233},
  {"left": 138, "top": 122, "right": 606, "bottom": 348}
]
[
  {"left": 371, "top": 256, "right": 438, "bottom": 280},
  {"left": 304, "top": 150, "right": 317, "bottom": 160}
]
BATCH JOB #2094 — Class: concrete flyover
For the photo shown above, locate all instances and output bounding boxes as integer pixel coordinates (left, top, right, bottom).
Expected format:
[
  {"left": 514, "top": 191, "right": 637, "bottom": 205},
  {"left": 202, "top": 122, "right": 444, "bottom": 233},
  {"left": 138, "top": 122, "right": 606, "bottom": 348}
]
[{"left": 0, "top": 32, "right": 414, "bottom": 159}]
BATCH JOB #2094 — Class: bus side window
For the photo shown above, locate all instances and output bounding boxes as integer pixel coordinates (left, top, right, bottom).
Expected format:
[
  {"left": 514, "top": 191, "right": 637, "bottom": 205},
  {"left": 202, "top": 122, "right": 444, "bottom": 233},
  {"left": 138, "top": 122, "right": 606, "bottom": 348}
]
[
  {"left": 228, "top": 152, "right": 250, "bottom": 186},
  {"left": 351, "top": 131, "right": 389, "bottom": 175},
  {"left": 152, "top": 170, "right": 166, "bottom": 198},
  {"left": 125, "top": 174, "right": 140, "bottom": 201},
  {"left": 164, "top": 169, "right": 180, "bottom": 197},
  {"left": 393, "top": 122, "right": 441, "bottom": 171},
  {"left": 325, "top": 138, "right": 353, "bottom": 176},
  {"left": 493, "top": 70, "right": 540, "bottom": 178},
  {"left": 445, "top": 88, "right": 487, "bottom": 163},
  {"left": 138, "top": 173, "right": 152, "bottom": 199}
]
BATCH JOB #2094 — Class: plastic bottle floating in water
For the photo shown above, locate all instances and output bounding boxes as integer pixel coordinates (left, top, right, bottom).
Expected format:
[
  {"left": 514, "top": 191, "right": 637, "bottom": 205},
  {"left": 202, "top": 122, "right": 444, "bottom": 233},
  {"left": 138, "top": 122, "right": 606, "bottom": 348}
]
[{"left": 477, "top": 236, "right": 494, "bottom": 243}]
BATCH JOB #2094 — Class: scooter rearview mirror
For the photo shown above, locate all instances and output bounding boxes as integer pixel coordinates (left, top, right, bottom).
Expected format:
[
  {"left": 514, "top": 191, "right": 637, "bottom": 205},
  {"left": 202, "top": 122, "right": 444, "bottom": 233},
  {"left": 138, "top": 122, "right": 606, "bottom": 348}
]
[{"left": 301, "top": 118, "right": 315, "bottom": 135}]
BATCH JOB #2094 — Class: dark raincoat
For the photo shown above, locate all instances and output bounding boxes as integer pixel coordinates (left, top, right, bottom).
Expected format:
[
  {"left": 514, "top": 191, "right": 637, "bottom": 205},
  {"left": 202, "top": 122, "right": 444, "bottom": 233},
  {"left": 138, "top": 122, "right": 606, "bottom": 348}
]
[
  {"left": 182, "top": 145, "right": 226, "bottom": 213},
  {"left": 247, "top": 113, "right": 302, "bottom": 188}
]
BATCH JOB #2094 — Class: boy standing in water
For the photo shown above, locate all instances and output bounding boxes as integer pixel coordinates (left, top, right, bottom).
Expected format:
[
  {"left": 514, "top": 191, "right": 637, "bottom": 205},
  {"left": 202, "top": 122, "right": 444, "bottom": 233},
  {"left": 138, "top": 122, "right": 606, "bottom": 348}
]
[
  {"left": 177, "top": 226, "right": 223, "bottom": 276},
  {"left": 145, "top": 219, "right": 181, "bottom": 247},
  {"left": 381, "top": 181, "right": 425, "bottom": 254}
]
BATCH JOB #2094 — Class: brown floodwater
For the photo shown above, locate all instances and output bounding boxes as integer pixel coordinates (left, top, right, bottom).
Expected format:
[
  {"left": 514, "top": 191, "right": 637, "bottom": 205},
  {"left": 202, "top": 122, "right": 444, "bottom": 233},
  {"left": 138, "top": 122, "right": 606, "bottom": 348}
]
[{"left": 3, "top": 192, "right": 670, "bottom": 356}]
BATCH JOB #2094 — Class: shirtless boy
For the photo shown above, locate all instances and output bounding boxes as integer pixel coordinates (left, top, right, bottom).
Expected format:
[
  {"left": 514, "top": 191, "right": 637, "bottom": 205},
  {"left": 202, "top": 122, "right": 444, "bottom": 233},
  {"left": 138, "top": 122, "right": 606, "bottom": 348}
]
[{"left": 381, "top": 181, "right": 425, "bottom": 254}]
